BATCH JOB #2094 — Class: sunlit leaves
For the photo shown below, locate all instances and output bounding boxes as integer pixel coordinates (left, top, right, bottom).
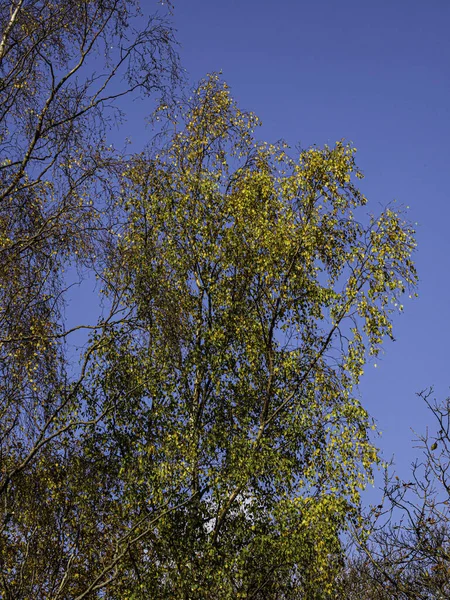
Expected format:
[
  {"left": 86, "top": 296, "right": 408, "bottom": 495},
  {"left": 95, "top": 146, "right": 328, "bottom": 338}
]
[{"left": 96, "top": 74, "right": 418, "bottom": 597}]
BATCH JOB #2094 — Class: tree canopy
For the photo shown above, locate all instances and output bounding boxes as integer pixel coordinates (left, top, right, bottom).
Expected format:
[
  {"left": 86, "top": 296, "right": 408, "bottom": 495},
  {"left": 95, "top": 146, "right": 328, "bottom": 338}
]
[
  {"left": 0, "top": 4, "right": 419, "bottom": 597},
  {"left": 86, "top": 75, "right": 415, "bottom": 597}
]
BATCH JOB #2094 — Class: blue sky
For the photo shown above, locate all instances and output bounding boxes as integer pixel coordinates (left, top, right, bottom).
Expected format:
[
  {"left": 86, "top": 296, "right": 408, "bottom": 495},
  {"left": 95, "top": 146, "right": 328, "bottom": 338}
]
[{"left": 71, "top": 0, "right": 449, "bottom": 503}]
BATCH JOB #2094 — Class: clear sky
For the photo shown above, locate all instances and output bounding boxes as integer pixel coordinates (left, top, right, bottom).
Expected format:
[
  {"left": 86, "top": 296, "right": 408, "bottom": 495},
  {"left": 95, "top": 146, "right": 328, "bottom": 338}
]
[{"left": 72, "top": 0, "right": 450, "bottom": 504}]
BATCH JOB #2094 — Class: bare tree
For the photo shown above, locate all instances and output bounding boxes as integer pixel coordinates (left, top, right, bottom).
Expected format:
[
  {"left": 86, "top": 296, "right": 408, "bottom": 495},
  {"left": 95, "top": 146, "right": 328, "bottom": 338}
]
[{"left": 343, "top": 390, "right": 450, "bottom": 599}]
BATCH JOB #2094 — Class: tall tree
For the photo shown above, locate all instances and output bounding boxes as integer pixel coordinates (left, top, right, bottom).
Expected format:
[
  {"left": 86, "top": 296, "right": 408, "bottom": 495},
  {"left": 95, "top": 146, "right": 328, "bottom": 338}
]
[
  {"left": 0, "top": 2, "right": 181, "bottom": 597},
  {"left": 92, "top": 74, "right": 418, "bottom": 598}
]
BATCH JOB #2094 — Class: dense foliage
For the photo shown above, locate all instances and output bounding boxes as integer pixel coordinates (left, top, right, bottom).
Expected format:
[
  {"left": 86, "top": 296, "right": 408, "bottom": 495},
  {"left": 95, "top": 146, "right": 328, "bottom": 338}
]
[
  {"left": 87, "top": 75, "right": 415, "bottom": 597},
  {"left": 0, "top": 3, "right": 420, "bottom": 598}
]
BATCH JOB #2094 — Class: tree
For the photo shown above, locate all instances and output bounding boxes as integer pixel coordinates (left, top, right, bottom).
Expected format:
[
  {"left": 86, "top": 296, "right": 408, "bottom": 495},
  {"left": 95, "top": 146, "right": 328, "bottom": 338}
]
[
  {"left": 0, "top": 4, "right": 418, "bottom": 590},
  {"left": 343, "top": 390, "right": 450, "bottom": 600},
  {"left": 89, "top": 74, "right": 417, "bottom": 598},
  {"left": 0, "top": 1, "right": 181, "bottom": 597}
]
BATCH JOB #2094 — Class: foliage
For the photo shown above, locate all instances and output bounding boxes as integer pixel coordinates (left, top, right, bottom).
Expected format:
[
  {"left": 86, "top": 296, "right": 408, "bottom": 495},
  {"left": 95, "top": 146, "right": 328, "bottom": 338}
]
[
  {"left": 0, "top": 2, "right": 418, "bottom": 593},
  {"left": 0, "top": 1, "right": 180, "bottom": 597},
  {"left": 89, "top": 74, "right": 417, "bottom": 597}
]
